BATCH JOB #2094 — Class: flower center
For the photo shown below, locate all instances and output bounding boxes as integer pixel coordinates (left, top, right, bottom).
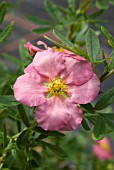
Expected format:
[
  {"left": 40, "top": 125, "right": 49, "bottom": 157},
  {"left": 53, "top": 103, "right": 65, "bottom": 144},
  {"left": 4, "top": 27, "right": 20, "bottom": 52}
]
[
  {"left": 44, "top": 77, "right": 68, "bottom": 98},
  {"left": 101, "top": 143, "right": 110, "bottom": 151}
]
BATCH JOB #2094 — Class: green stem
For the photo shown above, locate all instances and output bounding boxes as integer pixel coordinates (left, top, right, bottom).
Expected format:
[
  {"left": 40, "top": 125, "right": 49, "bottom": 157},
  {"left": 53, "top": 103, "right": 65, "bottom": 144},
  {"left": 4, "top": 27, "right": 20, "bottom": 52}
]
[{"left": 100, "top": 69, "right": 114, "bottom": 83}]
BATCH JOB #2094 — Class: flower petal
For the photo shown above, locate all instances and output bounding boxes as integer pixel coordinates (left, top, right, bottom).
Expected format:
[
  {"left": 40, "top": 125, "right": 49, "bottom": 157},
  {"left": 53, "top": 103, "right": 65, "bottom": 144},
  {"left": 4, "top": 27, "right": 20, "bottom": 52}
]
[
  {"left": 60, "top": 102, "right": 83, "bottom": 131},
  {"left": 14, "top": 73, "right": 47, "bottom": 107},
  {"left": 61, "top": 57, "right": 93, "bottom": 85},
  {"left": 24, "top": 42, "right": 42, "bottom": 56},
  {"left": 33, "top": 49, "right": 65, "bottom": 79},
  {"left": 68, "top": 74, "right": 100, "bottom": 104},
  {"left": 35, "top": 96, "right": 71, "bottom": 131}
]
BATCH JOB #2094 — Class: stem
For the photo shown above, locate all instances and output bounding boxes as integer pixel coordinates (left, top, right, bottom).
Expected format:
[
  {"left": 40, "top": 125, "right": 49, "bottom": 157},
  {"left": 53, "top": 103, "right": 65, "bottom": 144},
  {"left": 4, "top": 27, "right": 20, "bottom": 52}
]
[{"left": 100, "top": 69, "right": 114, "bottom": 83}]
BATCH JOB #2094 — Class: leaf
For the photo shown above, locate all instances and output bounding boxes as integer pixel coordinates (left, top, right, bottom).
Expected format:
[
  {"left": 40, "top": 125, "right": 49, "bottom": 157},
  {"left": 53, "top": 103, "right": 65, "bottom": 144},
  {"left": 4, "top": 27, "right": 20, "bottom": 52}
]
[
  {"left": 0, "top": 2, "right": 7, "bottom": 24},
  {"left": 16, "top": 129, "right": 30, "bottom": 149},
  {"left": 44, "top": 0, "right": 64, "bottom": 22},
  {"left": 107, "top": 49, "right": 114, "bottom": 71},
  {"left": 101, "top": 113, "right": 114, "bottom": 120},
  {"left": 80, "top": 103, "right": 95, "bottom": 113},
  {"left": 82, "top": 118, "right": 90, "bottom": 130},
  {"left": 92, "top": 115, "right": 106, "bottom": 140},
  {"left": 0, "top": 21, "right": 14, "bottom": 43},
  {"left": 96, "top": 0, "right": 109, "bottom": 9},
  {"left": 3, "top": 53, "right": 20, "bottom": 65},
  {"left": 67, "top": 0, "right": 76, "bottom": 12},
  {"left": 53, "top": 30, "right": 73, "bottom": 47},
  {"left": 32, "top": 27, "right": 51, "bottom": 34},
  {"left": 88, "top": 10, "right": 104, "bottom": 19},
  {"left": 41, "top": 141, "right": 68, "bottom": 158},
  {"left": 18, "top": 39, "right": 30, "bottom": 61},
  {"left": 95, "top": 87, "right": 114, "bottom": 110},
  {"left": 26, "top": 15, "right": 53, "bottom": 26},
  {"left": 17, "top": 104, "right": 30, "bottom": 127},
  {"left": 0, "top": 95, "right": 19, "bottom": 106},
  {"left": 85, "top": 28, "right": 100, "bottom": 61},
  {"left": 3, "top": 124, "right": 7, "bottom": 149},
  {"left": 0, "top": 76, "right": 9, "bottom": 89},
  {"left": 33, "top": 126, "right": 65, "bottom": 137},
  {"left": 101, "top": 26, "right": 114, "bottom": 47}
]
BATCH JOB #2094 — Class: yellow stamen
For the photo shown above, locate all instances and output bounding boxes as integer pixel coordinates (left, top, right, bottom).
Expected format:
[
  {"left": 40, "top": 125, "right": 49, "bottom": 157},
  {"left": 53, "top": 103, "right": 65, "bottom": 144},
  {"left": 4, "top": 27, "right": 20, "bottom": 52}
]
[
  {"left": 101, "top": 143, "right": 110, "bottom": 151},
  {"left": 45, "top": 77, "right": 68, "bottom": 98},
  {"left": 52, "top": 46, "right": 64, "bottom": 53}
]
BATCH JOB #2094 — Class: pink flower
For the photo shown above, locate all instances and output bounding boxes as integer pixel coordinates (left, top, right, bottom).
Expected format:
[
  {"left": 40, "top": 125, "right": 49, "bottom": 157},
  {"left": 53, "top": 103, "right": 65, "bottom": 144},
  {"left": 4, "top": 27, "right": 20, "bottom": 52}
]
[
  {"left": 92, "top": 137, "right": 113, "bottom": 160},
  {"left": 14, "top": 43, "right": 100, "bottom": 131}
]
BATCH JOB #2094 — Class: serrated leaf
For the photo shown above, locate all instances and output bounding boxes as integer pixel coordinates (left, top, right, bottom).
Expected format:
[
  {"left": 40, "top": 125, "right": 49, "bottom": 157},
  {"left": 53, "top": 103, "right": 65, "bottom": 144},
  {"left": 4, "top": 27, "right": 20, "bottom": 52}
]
[
  {"left": 95, "top": 87, "right": 114, "bottom": 110},
  {"left": 101, "top": 26, "right": 114, "bottom": 47},
  {"left": 17, "top": 104, "right": 30, "bottom": 127},
  {"left": 44, "top": 0, "right": 64, "bottom": 23},
  {"left": 0, "top": 21, "right": 14, "bottom": 43},
  {"left": 53, "top": 30, "right": 73, "bottom": 47},
  {"left": 0, "top": 2, "right": 7, "bottom": 24},
  {"left": 32, "top": 27, "right": 51, "bottom": 34},
  {"left": 108, "top": 49, "right": 114, "bottom": 71},
  {"left": 0, "top": 95, "right": 19, "bottom": 106},
  {"left": 26, "top": 15, "right": 53, "bottom": 26},
  {"left": 85, "top": 28, "right": 100, "bottom": 61},
  {"left": 92, "top": 115, "right": 106, "bottom": 140}
]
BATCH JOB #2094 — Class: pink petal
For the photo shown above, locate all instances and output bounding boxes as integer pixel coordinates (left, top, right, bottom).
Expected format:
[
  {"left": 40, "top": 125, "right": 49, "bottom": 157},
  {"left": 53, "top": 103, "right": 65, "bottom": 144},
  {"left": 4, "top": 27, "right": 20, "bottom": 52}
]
[
  {"left": 64, "top": 50, "right": 86, "bottom": 61},
  {"left": 24, "top": 42, "right": 42, "bottom": 56},
  {"left": 68, "top": 74, "right": 100, "bottom": 104},
  {"left": 60, "top": 102, "right": 83, "bottom": 131},
  {"left": 37, "top": 41, "right": 48, "bottom": 49},
  {"left": 35, "top": 96, "right": 71, "bottom": 131},
  {"left": 61, "top": 57, "right": 93, "bottom": 86},
  {"left": 24, "top": 63, "right": 48, "bottom": 83},
  {"left": 24, "top": 63, "right": 39, "bottom": 75},
  {"left": 13, "top": 73, "right": 47, "bottom": 107},
  {"left": 33, "top": 49, "right": 65, "bottom": 79}
]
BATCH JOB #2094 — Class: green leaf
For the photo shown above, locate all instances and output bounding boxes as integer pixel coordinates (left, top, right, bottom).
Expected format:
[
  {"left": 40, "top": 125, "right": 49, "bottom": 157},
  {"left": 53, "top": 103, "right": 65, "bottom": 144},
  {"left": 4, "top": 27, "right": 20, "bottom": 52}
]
[
  {"left": 107, "top": 49, "right": 114, "bottom": 71},
  {"left": 32, "top": 27, "right": 51, "bottom": 34},
  {"left": 92, "top": 115, "right": 106, "bottom": 140},
  {"left": 85, "top": 28, "right": 100, "bottom": 61},
  {"left": 3, "top": 53, "right": 20, "bottom": 65},
  {"left": 18, "top": 39, "right": 30, "bottom": 61},
  {"left": 42, "top": 141, "right": 68, "bottom": 158},
  {"left": 0, "top": 2, "right": 7, "bottom": 24},
  {"left": 26, "top": 15, "right": 53, "bottom": 26},
  {"left": 33, "top": 126, "right": 65, "bottom": 137},
  {"left": 101, "top": 26, "right": 114, "bottom": 47},
  {"left": 53, "top": 30, "right": 73, "bottom": 47},
  {"left": 0, "top": 76, "right": 9, "bottom": 89},
  {"left": 80, "top": 103, "right": 95, "bottom": 113},
  {"left": 0, "top": 95, "right": 19, "bottom": 106},
  {"left": 67, "top": 0, "right": 76, "bottom": 12},
  {"left": 16, "top": 129, "right": 30, "bottom": 149},
  {"left": 101, "top": 113, "right": 114, "bottom": 120},
  {"left": 95, "top": 87, "right": 114, "bottom": 110},
  {"left": 3, "top": 124, "right": 7, "bottom": 149},
  {"left": 88, "top": 10, "right": 104, "bottom": 19},
  {"left": 96, "top": 0, "right": 109, "bottom": 9},
  {"left": 17, "top": 104, "right": 30, "bottom": 127},
  {"left": 44, "top": 0, "right": 64, "bottom": 22},
  {"left": 0, "top": 21, "right": 14, "bottom": 43},
  {"left": 82, "top": 118, "right": 90, "bottom": 130}
]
